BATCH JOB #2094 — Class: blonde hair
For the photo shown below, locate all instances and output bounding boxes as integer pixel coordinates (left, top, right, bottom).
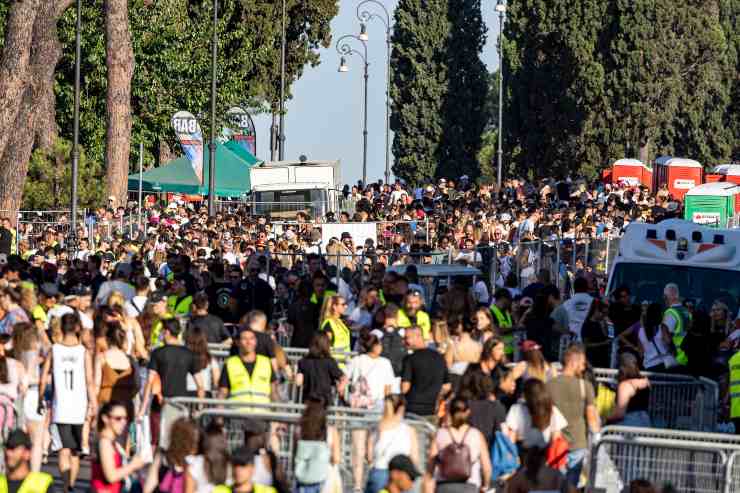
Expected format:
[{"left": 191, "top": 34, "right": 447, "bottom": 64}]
[
  {"left": 319, "top": 295, "right": 344, "bottom": 328},
  {"left": 108, "top": 291, "right": 126, "bottom": 310}
]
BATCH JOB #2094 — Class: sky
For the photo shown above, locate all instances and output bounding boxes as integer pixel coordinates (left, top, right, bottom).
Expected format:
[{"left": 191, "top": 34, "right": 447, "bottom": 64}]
[{"left": 250, "top": 0, "right": 502, "bottom": 186}]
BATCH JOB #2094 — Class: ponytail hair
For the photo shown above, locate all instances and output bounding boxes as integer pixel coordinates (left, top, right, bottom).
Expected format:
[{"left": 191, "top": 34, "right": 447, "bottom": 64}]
[{"left": 448, "top": 396, "right": 469, "bottom": 428}]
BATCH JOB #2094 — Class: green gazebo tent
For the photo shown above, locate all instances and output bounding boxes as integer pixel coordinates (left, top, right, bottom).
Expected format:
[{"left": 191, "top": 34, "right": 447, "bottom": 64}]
[{"left": 127, "top": 141, "right": 260, "bottom": 197}]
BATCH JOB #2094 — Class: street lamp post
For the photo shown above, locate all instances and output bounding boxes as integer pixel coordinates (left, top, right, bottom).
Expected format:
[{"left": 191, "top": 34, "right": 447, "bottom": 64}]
[
  {"left": 70, "top": 0, "right": 82, "bottom": 251},
  {"left": 495, "top": 0, "right": 506, "bottom": 189},
  {"left": 278, "top": 0, "right": 287, "bottom": 160},
  {"left": 336, "top": 35, "right": 369, "bottom": 186},
  {"left": 208, "top": 0, "right": 218, "bottom": 216},
  {"left": 357, "top": 0, "right": 391, "bottom": 185}
]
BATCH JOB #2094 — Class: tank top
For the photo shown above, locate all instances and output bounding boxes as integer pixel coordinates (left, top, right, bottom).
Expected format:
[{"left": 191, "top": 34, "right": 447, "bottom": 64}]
[
  {"left": 91, "top": 440, "right": 124, "bottom": 493},
  {"left": 626, "top": 384, "right": 650, "bottom": 414},
  {"left": 0, "top": 357, "right": 20, "bottom": 399},
  {"left": 20, "top": 350, "right": 40, "bottom": 384},
  {"left": 52, "top": 343, "right": 88, "bottom": 424},
  {"left": 98, "top": 355, "right": 136, "bottom": 415},
  {"left": 371, "top": 422, "right": 413, "bottom": 469}
]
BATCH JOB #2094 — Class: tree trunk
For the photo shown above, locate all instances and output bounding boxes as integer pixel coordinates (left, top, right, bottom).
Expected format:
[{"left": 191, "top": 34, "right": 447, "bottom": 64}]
[
  {"left": 158, "top": 140, "right": 173, "bottom": 168},
  {"left": 104, "top": 0, "right": 134, "bottom": 208},
  {"left": 0, "top": 0, "right": 42, "bottom": 166},
  {"left": 639, "top": 137, "right": 651, "bottom": 166}
]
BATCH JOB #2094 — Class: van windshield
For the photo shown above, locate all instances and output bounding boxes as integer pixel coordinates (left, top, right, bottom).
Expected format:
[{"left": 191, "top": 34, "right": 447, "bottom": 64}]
[
  {"left": 253, "top": 189, "right": 327, "bottom": 216},
  {"left": 609, "top": 262, "right": 740, "bottom": 314}
]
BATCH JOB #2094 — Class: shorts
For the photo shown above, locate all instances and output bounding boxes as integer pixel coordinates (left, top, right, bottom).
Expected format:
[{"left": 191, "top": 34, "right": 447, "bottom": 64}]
[
  {"left": 56, "top": 423, "right": 83, "bottom": 454},
  {"left": 23, "top": 387, "right": 44, "bottom": 422}
]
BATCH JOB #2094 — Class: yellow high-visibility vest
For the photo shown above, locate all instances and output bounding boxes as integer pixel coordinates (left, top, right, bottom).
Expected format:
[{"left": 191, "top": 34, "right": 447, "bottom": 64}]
[
  {"left": 310, "top": 290, "right": 337, "bottom": 305},
  {"left": 149, "top": 313, "right": 175, "bottom": 348},
  {"left": 729, "top": 351, "right": 740, "bottom": 419},
  {"left": 322, "top": 317, "right": 351, "bottom": 366},
  {"left": 213, "top": 484, "right": 277, "bottom": 493},
  {"left": 491, "top": 304, "right": 514, "bottom": 355},
  {"left": 664, "top": 306, "right": 690, "bottom": 366},
  {"left": 0, "top": 472, "right": 53, "bottom": 493},
  {"left": 225, "top": 354, "right": 272, "bottom": 404},
  {"left": 397, "top": 309, "right": 431, "bottom": 340},
  {"left": 167, "top": 295, "right": 192, "bottom": 316}
]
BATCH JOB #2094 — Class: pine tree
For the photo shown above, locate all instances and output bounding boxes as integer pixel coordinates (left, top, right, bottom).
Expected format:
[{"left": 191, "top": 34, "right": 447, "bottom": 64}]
[
  {"left": 436, "top": 0, "right": 488, "bottom": 181},
  {"left": 390, "top": 0, "right": 450, "bottom": 186}
]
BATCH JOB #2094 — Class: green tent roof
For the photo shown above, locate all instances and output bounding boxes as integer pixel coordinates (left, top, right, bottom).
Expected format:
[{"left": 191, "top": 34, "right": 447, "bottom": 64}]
[{"left": 127, "top": 142, "right": 259, "bottom": 196}]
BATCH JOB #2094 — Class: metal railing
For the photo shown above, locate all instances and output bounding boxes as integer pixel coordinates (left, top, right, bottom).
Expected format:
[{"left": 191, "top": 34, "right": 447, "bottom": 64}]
[{"left": 589, "top": 426, "right": 740, "bottom": 493}]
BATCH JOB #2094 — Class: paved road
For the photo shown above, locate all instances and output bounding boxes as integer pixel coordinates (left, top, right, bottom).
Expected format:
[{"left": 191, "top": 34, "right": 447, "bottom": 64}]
[{"left": 42, "top": 454, "right": 91, "bottom": 492}]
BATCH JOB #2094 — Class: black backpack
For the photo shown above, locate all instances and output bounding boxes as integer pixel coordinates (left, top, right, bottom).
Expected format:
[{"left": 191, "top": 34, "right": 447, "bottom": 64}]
[{"left": 381, "top": 329, "right": 406, "bottom": 376}]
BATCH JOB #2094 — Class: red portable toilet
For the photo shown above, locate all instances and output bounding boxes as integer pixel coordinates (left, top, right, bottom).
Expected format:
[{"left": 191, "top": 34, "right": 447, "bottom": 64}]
[
  {"left": 611, "top": 158, "right": 652, "bottom": 188},
  {"left": 710, "top": 164, "right": 740, "bottom": 185},
  {"left": 654, "top": 156, "right": 703, "bottom": 201}
]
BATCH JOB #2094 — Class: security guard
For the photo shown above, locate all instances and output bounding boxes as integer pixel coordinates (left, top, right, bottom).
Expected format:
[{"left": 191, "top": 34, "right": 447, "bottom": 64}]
[
  {"left": 662, "top": 283, "right": 691, "bottom": 366},
  {"left": 309, "top": 274, "right": 336, "bottom": 307},
  {"left": 397, "top": 291, "right": 431, "bottom": 340},
  {"left": 321, "top": 296, "right": 351, "bottom": 366},
  {"left": 730, "top": 349, "right": 740, "bottom": 433},
  {"left": 148, "top": 292, "right": 175, "bottom": 348},
  {"left": 167, "top": 275, "right": 193, "bottom": 316},
  {"left": 214, "top": 447, "right": 278, "bottom": 493},
  {"left": 218, "top": 328, "right": 276, "bottom": 404},
  {"left": 490, "top": 288, "right": 514, "bottom": 357},
  {"left": 0, "top": 430, "right": 53, "bottom": 493}
]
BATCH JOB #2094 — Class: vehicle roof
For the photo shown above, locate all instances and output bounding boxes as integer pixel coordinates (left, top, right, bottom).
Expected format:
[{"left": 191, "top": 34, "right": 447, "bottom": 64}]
[
  {"left": 615, "top": 219, "right": 740, "bottom": 269},
  {"left": 686, "top": 182, "right": 740, "bottom": 197},
  {"left": 387, "top": 264, "right": 482, "bottom": 277},
  {"left": 257, "top": 160, "right": 340, "bottom": 168},
  {"left": 252, "top": 183, "right": 330, "bottom": 191},
  {"left": 655, "top": 156, "right": 702, "bottom": 168}
]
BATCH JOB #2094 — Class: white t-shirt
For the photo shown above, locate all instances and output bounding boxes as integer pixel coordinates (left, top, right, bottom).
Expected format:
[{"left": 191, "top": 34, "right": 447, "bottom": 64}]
[
  {"left": 561, "top": 293, "right": 593, "bottom": 339},
  {"left": 185, "top": 455, "right": 217, "bottom": 493},
  {"left": 125, "top": 295, "right": 148, "bottom": 318},
  {"left": 473, "top": 280, "right": 490, "bottom": 305},
  {"left": 345, "top": 354, "right": 395, "bottom": 410},
  {"left": 505, "top": 402, "right": 568, "bottom": 448},
  {"left": 638, "top": 325, "right": 676, "bottom": 369}
]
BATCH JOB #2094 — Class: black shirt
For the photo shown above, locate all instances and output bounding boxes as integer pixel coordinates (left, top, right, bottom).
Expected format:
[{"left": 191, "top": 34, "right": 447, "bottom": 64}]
[
  {"left": 218, "top": 356, "right": 277, "bottom": 390},
  {"left": 581, "top": 320, "right": 611, "bottom": 368},
  {"left": 188, "top": 314, "right": 230, "bottom": 343},
  {"left": 148, "top": 345, "right": 199, "bottom": 398},
  {"left": 0, "top": 227, "right": 11, "bottom": 255},
  {"left": 401, "top": 348, "right": 449, "bottom": 416},
  {"left": 469, "top": 399, "right": 507, "bottom": 445},
  {"left": 297, "top": 356, "right": 344, "bottom": 403}
]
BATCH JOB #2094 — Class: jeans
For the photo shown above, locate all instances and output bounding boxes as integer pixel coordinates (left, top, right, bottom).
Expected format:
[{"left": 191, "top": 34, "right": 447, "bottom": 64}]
[
  {"left": 566, "top": 448, "right": 588, "bottom": 487},
  {"left": 296, "top": 482, "right": 324, "bottom": 493},
  {"left": 364, "top": 468, "right": 389, "bottom": 493}
]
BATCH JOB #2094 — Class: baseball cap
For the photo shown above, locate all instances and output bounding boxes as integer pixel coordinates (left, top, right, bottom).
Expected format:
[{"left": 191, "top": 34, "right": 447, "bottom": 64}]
[
  {"left": 5, "top": 429, "right": 31, "bottom": 449},
  {"left": 521, "top": 340, "right": 541, "bottom": 352},
  {"left": 39, "top": 283, "right": 59, "bottom": 298},
  {"left": 388, "top": 454, "right": 420, "bottom": 480}
]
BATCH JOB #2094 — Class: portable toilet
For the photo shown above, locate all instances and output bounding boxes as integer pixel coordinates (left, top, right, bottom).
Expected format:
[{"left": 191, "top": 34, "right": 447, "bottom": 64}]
[
  {"left": 654, "top": 156, "right": 703, "bottom": 200},
  {"left": 709, "top": 164, "right": 740, "bottom": 185},
  {"left": 611, "top": 158, "right": 652, "bottom": 188},
  {"left": 684, "top": 182, "right": 740, "bottom": 228}
]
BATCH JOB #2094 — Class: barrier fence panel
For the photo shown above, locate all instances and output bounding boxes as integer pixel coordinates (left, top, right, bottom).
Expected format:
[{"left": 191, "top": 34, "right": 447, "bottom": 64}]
[
  {"left": 165, "top": 398, "right": 435, "bottom": 489},
  {"left": 593, "top": 369, "right": 718, "bottom": 431},
  {"left": 589, "top": 435, "right": 734, "bottom": 493}
]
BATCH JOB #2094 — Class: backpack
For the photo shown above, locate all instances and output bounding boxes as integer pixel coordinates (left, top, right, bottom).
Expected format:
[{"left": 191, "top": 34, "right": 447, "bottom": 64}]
[
  {"left": 381, "top": 330, "right": 406, "bottom": 376},
  {"left": 436, "top": 427, "right": 472, "bottom": 483},
  {"left": 294, "top": 440, "right": 331, "bottom": 485},
  {"left": 490, "top": 431, "right": 519, "bottom": 482}
]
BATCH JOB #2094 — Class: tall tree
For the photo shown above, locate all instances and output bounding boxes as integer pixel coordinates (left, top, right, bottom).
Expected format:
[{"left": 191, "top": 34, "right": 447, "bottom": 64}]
[
  {"left": 436, "top": 0, "right": 488, "bottom": 181},
  {"left": 390, "top": 0, "right": 449, "bottom": 186},
  {"left": 104, "top": 0, "right": 134, "bottom": 206}
]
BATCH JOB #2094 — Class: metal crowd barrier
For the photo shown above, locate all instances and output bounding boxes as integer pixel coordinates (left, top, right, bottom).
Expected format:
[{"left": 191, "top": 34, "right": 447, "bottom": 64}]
[
  {"left": 164, "top": 398, "right": 434, "bottom": 488},
  {"left": 593, "top": 369, "right": 718, "bottom": 431},
  {"left": 589, "top": 426, "right": 740, "bottom": 493}
]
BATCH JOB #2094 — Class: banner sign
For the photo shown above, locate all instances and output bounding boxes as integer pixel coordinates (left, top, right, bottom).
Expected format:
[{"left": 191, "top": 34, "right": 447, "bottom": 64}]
[
  {"left": 223, "top": 106, "right": 257, "bottom": 157},
  {"left": 171, "top": 111, "right": 204, "bottom": 184}
]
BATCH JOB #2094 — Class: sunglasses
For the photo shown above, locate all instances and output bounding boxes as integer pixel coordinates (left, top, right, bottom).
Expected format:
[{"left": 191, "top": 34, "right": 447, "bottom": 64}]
[{"left": 108, "top": 415, "right": 127, "bottom": 422}]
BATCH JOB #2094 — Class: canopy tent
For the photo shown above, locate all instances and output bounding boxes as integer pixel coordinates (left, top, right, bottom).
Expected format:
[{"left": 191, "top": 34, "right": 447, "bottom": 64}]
[{"left": 127, "top": 141, "right": 260, "bottom": 196}]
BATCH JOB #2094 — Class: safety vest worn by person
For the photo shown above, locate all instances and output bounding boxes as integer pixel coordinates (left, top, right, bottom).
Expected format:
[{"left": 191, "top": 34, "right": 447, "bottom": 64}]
[
  {"left": 0, "top": 472, "right": 54, "bottom": 493},
  {"left": 378, "top": 289, "right": 387, "bottom": 306},
  {"left": 213, "top": 484, "right": 277, "bottom": 493},
  {"left": 225, "top": 354, "right": 272, "bottom": 404},
  {"left": 149, "top": 313, "right": 175, "bottom": 348},
  {"left": 310, "top": 290, "right": 337, "bottom": 305},
  {"left": 322, "top": 317, "right": 351, "bottom": 366},
  {"left": 167, "top": 295, "right": 193, "bottom": 317},
  {"left": 664, "top": 305, "right": 691, "bottom": 366},
  {"left": 490, "top": 304, "right": 514, "bottom": 355},
  {"left": 397, "top": 309, "right": 431, "bottom": 340},
  {"left": 730, "top": 351, "right": 740, "bottom": 420}
]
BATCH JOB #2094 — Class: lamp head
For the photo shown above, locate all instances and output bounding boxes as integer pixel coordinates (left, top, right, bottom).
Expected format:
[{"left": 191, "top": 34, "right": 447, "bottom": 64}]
[
  {"left": 338, "top": 56, "right": 349, "bottom": 73},
  {"left": 495, "top": 0, "right": 506, "bottom": 13},
  {"left": 359, "top": 23, "right": 369, "bottom": 41}
]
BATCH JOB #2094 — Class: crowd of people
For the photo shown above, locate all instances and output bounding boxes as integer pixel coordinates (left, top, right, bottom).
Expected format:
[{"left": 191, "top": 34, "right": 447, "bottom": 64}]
[{"left": 0, "top": 176, "right": 723, "bottom": 493}]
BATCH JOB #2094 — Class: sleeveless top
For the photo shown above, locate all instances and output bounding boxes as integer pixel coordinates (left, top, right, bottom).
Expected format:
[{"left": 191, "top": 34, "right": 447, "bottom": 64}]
[
  {"left": 0, "top": 358, "right": 20, "bottom": 399},
  {"left": 52, "top": 344, "right": 88, "bottom": 424},
  {"left": 626, "top": 385, "right": 650, "bottom": 413},
  {"left": 98, "top": 356, "right": 136, "bottom": 415},
  {"left": 371, "top": 422, "right": 413, "bottom": 469},
  {"left": 91, "top": 440, "right": 123, "bottom": 493}
]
